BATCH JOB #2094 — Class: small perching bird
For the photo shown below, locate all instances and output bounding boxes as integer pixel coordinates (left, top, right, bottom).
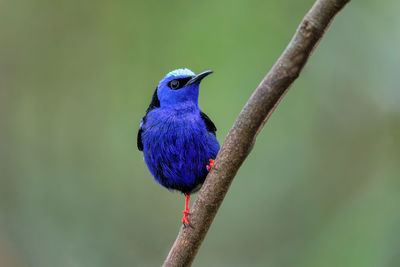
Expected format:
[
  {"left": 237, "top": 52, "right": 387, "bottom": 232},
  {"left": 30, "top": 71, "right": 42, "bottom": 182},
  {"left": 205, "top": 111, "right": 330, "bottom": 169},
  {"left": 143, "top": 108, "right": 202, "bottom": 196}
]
[{"left": 137, "top": 68, "right": 220, "bottom": 225}]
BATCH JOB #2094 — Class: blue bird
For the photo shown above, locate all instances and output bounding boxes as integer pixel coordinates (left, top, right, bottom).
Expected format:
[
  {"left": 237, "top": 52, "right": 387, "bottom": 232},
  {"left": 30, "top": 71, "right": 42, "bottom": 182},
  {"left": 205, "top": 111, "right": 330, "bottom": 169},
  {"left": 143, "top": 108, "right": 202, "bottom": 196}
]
[{"left": 137, "top": 68, "right": 220, "bottom": 225}]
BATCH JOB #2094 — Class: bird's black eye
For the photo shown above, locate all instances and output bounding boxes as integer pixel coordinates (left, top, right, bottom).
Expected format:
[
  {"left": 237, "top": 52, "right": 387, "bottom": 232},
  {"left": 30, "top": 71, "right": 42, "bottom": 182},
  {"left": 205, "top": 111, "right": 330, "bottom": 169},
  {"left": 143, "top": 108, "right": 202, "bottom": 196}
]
[
  {"left": 169, "top": 80, "right": 180, "bottom": 90},
  {"left": 167, "top": 77, "right": 192, "bottom": 90}
]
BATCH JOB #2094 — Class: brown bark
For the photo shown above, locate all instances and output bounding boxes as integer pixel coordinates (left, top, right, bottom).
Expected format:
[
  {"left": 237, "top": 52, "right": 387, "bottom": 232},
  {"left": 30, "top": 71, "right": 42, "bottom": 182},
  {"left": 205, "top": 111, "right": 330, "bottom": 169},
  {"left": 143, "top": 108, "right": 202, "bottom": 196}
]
[{"left": 163, "top": 0, "right": 351, "bottom": 266}]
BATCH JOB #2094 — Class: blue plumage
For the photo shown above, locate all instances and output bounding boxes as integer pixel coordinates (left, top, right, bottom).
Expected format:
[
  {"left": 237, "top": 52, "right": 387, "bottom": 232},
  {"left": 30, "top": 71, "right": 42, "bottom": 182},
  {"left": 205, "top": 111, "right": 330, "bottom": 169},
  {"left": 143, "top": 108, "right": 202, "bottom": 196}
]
[{"left": 138, "top": 69, "right": 220, "bottom": 195}]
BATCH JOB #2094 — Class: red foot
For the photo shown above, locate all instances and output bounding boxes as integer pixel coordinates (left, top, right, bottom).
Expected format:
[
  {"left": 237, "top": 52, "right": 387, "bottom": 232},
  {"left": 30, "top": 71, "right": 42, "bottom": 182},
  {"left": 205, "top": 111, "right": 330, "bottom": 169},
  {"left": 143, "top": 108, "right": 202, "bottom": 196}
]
[
  {"left": 206, "top": 159, "right": 215, "bottom": 171},
  {"left": 182, "top": 211, "right": 190, "bottom": 225},
  {"left": 181, "top": 193, "right": 191, "bottom": 225}
]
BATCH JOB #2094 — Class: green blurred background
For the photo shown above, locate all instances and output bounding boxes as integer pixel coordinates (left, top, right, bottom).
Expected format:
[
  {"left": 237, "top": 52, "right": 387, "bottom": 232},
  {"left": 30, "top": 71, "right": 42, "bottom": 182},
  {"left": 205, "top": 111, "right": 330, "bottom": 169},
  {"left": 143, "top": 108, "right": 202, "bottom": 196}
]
[{"left": 1, "top": 0, "right": 399, "bottom": 266}]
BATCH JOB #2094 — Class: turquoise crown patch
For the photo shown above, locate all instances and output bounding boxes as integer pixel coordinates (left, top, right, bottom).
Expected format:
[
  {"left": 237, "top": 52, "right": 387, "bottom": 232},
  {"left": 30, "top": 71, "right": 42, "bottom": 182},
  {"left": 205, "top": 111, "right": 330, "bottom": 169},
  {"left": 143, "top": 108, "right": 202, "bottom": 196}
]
[{"left": 165, "top": 68, "right": 195, "bottom": 78}]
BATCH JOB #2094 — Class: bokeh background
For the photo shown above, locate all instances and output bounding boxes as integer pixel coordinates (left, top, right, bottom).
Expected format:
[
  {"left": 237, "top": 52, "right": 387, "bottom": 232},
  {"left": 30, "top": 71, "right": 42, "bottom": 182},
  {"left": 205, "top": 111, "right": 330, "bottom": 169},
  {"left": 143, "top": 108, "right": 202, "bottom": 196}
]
[{"left": 1, "top": 0, "right": 399, "bottom": 266}]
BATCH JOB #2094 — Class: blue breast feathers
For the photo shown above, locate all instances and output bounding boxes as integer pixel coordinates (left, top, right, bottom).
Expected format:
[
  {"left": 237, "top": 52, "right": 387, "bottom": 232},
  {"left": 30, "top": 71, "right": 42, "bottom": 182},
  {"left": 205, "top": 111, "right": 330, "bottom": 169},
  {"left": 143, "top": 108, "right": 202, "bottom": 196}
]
[{"left": 141, "top": 102, "right": 220, "bottom": 194}]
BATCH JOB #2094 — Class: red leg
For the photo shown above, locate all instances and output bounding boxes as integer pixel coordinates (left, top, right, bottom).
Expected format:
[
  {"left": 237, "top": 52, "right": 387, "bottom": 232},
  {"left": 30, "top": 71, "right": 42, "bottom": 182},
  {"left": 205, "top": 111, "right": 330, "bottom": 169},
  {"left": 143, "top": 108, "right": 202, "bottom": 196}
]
[
  {"left": 182, "top": 193, "right": 190, "bottom": 225},
  {"left": 206, "top": 159, "right": 215, "bottom": 171}
]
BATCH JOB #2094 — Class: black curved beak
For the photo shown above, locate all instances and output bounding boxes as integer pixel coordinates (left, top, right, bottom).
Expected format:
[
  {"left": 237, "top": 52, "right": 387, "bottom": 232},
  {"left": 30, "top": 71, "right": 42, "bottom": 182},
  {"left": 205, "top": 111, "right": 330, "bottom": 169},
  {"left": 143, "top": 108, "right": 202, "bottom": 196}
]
[{"left": 186, "top": 70, "right": 213, "bottom": 86}]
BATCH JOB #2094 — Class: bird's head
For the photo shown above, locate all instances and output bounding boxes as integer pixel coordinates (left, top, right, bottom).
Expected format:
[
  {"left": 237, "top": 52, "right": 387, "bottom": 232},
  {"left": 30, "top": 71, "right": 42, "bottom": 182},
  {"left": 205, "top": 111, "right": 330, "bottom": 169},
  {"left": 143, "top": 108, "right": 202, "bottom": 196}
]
[{"left": 157, "top": 68, "right": 213, "bottom": 106}]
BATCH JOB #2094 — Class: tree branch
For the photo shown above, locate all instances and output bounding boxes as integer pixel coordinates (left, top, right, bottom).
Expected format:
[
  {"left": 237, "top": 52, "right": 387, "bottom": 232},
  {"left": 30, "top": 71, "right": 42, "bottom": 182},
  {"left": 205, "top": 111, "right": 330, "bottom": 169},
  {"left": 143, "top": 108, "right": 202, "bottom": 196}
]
[{"left": 163, "top": 0, "right": 350, "bottom": 266}]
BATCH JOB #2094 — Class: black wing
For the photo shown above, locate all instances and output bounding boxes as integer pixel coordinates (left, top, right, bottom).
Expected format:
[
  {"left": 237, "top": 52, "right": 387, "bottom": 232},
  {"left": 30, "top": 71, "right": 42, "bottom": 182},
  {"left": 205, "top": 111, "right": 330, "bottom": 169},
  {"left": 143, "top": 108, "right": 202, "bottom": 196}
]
[
  {"left": 200, "top": 111, "right": 217, "bottom": 136},
  {"left": 137, "top": 88, "right": 160, "bottom": 151},
  {"left": 137, "top": 125, "right": 144, "bottom": 151}
]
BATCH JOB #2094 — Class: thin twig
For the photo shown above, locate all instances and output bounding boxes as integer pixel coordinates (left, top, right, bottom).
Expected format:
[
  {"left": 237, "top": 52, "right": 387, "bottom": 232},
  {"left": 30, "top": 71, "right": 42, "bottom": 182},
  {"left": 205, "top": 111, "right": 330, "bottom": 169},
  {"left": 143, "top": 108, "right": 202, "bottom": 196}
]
[{"left": 163, "top": 0, "right": 350, "bottom": 266}]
